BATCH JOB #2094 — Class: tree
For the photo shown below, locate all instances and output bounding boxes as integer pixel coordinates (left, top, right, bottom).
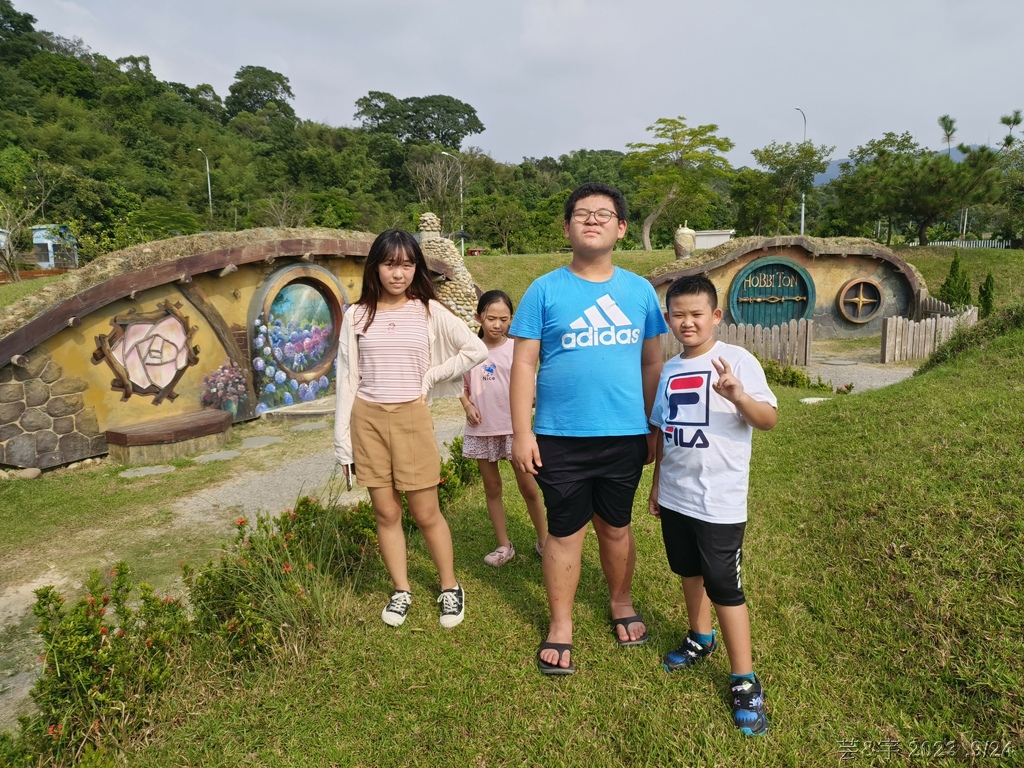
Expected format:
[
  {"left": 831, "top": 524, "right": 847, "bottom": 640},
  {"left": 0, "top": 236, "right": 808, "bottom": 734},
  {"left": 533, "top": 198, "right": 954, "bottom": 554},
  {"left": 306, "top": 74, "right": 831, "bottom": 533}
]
[
  {"left": 978, "top": 272, "right": 995, "bottom": 318},
  {"left": 0, "top": 0, "right": 39, "bottom": 64},
  {"left": 938, "top": 249, "right": 972, "bottom": 308},
  {"left": 255, "top": 189, "right": 313, "bottom": 228},
  {"left": 730, "top": 167, "right": 776, "bottom": 236},
  {"left": 0, "top": 149, "right": 67, "bottom": 281},
  {"left": 354, "top": 91, "right": 484, "bottom": 149},
  {"left": 898, "top": 146, "right": 1000, "bottom": 245},
  {"left": 999, "top": 109, "right": 1022, "bottom": 149},
  {"left": 353, "top": 91, "right": 407, "bottom": 136},
  {"left": 751, "top": 140, "right": 834, "bottom": 235},
  {"left": 624, "top": 116, "right": 734, "bottom": 250},
  {"left": 406, "top": 151, "right": 463, "bottom": 231},
  {"left": 467, "top": 194, "right": 527, "bottom": 255},
  {"left": 827, "top": 132, "right": 922, "bottom": 244},
  {"left": 225, "top": 65, "right": 295, "bottom": 120},
  {"left": 938, "top": 114, "right": 957, "bottom": 156}
]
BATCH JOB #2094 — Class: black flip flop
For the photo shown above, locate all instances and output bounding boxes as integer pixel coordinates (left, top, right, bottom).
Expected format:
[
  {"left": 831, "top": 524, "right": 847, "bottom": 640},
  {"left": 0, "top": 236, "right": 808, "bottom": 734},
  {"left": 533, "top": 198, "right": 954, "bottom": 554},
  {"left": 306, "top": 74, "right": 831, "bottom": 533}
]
[
  {"left": 612, "top": 614, "right": 650, "bottom": 647},
  {"left": 537, "top": 641, "right": 575, "bottom": 675}
]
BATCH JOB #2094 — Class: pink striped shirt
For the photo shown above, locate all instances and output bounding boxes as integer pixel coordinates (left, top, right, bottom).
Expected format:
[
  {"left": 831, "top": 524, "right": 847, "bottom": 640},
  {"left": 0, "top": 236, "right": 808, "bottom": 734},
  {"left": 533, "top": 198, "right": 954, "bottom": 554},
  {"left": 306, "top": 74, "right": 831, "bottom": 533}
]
[{"left": 354, "top": 301, "right": 429, "bottom": 403}]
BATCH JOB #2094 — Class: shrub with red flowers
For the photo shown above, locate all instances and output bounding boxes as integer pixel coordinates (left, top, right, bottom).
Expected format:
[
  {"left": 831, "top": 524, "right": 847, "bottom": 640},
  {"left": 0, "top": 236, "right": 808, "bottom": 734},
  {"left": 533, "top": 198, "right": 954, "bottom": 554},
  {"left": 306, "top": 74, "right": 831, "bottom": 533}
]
[
  {"left": 183, "top": 495, "right": 379, "bottom": 662},
  {"left": 0, "top": 564, "right": 189, "bottom": 767}
]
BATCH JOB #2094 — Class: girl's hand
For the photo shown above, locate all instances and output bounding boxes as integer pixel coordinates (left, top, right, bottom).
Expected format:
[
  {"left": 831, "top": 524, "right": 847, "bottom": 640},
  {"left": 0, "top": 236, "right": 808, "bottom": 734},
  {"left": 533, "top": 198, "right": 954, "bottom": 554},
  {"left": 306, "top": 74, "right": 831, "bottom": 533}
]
[{"left": 464, "top": 402, "right": 482, "bottom": 426}]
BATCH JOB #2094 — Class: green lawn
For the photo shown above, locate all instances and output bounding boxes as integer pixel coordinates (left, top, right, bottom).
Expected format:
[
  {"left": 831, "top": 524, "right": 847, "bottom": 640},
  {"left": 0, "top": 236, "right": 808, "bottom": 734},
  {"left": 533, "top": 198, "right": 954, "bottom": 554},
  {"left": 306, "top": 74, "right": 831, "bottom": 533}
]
[
  {"left": 897, "top": 245, "right": 1024, "bottom": 309},
  {"left": 0, "top": 275, "right": 62, "bottom": 309},
  {"left": 110, "top": 315, "right": 1024, "bottom": 767},
  {"left": 467, "top": 248, "right": 676, "bottom": 305}
]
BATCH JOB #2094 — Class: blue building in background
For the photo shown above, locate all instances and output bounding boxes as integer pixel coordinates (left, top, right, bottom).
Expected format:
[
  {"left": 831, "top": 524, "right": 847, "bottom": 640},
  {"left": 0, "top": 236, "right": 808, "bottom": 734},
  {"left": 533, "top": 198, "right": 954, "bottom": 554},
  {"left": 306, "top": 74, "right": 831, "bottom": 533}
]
[
  {"left": 1, "top": 225, "right": 79, "bottom": 270},
  {"left": 31, "top": 225, "right": 78, "bottom": 268}
]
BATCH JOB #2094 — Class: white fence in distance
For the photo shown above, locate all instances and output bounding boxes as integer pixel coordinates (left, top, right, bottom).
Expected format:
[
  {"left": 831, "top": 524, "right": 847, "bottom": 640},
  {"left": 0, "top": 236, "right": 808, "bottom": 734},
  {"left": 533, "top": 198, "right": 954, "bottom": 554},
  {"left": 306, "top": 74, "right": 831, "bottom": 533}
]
[
  {"left": 906, "top": 240, "right": 1009, "bottom": 249},
  {"left": 880, "top": 307, "right": 979, "bottom": 363},
  {"left": 662, "top": 318, "right": 813, "bottom": 366}
]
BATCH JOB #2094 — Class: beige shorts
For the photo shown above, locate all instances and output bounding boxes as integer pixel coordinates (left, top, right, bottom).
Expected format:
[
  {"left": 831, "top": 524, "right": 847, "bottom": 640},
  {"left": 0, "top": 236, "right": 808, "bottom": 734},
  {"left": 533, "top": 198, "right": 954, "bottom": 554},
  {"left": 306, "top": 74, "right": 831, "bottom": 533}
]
[{"left": 351, "top": 397, "right": 440, "bottom": 491}]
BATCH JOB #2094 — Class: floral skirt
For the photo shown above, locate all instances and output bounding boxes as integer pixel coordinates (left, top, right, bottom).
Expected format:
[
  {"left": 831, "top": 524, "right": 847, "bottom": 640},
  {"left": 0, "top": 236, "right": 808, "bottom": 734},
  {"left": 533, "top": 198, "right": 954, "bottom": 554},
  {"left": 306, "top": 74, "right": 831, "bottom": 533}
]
[{"left": 462, "top": 434, "right": 513, "bottom": 463}]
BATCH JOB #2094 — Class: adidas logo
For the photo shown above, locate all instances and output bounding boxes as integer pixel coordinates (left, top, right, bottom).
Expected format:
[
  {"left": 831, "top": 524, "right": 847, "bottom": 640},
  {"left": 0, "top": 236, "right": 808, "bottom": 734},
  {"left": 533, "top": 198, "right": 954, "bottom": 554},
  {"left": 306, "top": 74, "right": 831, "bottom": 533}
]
[{"left": 561, "top": 294, "right": 641, "bottom": 349}]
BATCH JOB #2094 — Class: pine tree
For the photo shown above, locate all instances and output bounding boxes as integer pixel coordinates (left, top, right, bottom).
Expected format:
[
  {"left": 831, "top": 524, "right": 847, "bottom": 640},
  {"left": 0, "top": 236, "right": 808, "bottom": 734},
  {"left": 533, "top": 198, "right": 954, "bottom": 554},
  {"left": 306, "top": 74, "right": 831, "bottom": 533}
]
[
  {"left": 978, "top": 272, "right": 995, "bottom": 318},
  {"left": 938, "top": 249, "right": 972, "bottom": 309}
]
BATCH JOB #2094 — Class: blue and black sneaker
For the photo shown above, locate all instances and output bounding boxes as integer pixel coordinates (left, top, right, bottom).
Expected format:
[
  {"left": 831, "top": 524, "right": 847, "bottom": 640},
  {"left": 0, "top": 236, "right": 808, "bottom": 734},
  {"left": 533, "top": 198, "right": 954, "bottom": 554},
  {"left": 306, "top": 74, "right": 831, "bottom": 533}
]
[
  {"left": 662, "top": 630, "right": 716, "bottom": 672},
  {"left": 731, "top": 675, "right": 769, "bottom": 737}
]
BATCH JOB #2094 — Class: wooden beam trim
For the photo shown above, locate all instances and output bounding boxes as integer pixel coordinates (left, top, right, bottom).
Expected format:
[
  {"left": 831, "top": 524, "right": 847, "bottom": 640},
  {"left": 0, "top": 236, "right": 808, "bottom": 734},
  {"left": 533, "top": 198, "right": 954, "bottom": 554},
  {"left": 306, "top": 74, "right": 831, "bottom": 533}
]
[{"left": 0, "top": 237, "right": 371, "bottom": 362}]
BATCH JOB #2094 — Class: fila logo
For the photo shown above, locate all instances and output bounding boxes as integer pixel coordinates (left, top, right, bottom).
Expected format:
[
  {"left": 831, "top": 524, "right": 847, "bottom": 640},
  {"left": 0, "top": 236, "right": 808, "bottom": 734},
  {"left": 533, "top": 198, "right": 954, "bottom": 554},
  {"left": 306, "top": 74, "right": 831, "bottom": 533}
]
[{"left": 561, "top": 294, "right": 641, "bottom": 349}]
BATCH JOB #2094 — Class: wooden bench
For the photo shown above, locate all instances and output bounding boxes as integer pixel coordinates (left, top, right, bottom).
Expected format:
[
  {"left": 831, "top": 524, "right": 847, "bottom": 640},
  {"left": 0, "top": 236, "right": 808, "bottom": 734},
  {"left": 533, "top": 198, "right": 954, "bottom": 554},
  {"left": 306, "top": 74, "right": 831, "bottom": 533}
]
[{"left": 105, "top": 409, "right": 233, "bottom": 464}]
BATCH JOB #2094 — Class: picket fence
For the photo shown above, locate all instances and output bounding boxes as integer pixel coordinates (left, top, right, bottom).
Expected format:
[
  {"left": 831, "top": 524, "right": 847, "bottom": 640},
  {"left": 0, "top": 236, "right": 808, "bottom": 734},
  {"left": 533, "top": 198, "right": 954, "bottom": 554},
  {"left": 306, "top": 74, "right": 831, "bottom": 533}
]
[
  {"left": 907, "top": 240, "right": 1008, "bottom": 249},
  {"left": 880, "top": 307, "right": 979, "bottom": 363},
  {"left": 662, "top": 318, "right": 813, "bottom": 366}
]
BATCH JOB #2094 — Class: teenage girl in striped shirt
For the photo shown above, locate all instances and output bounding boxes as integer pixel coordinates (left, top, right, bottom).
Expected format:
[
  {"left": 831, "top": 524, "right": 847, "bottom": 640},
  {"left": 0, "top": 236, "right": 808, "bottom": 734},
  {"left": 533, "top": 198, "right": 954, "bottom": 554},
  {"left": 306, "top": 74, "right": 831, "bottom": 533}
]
[{"left": 334, "top": 229, "right": 487, "bottom": 628}]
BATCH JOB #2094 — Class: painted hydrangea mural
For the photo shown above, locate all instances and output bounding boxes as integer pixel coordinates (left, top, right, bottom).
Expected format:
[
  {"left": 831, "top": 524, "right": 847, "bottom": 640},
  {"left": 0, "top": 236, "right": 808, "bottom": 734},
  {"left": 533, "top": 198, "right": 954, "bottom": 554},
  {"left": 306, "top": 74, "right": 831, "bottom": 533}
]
[{"left": 251, "top": 282, "right": 336, "bottom": 414}]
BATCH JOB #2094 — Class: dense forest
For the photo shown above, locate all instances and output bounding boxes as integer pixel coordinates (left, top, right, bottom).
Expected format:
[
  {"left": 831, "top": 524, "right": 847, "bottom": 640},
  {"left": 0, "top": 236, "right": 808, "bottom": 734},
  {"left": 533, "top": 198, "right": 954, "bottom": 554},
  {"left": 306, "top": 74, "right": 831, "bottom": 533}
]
[{"left": 2, "top": 0, "right": 1023, "bottom": 280}]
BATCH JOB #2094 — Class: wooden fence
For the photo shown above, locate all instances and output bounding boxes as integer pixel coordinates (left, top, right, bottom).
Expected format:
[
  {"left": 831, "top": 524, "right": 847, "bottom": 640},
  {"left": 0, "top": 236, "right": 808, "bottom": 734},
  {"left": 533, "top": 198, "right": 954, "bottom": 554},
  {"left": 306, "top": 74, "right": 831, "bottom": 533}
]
[
  {"left": 914, "top": 292, "right": 956, "bottom": 321},
  {"left": 880, "top": 307, "right": 978, "bottom": 363},
  {"left": 0, "top": 268, "right": 68, "bottom": 285},
  {"left": 662, "top": 318, "right": 813, "bottom": 366}
]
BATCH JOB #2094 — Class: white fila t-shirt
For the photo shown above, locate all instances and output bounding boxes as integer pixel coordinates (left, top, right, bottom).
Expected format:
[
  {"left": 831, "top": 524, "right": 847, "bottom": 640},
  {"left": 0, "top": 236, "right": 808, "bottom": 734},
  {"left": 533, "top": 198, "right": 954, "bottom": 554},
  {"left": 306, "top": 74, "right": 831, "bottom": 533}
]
[{"left": 650, "top": 341, "right": 777, "bottom": 524}]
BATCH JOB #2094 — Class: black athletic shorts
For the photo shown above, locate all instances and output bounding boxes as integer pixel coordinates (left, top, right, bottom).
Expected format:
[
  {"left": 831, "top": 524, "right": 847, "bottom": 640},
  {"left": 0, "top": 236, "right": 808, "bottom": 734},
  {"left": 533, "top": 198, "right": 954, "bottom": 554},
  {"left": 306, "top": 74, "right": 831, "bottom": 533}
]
[
  {"left": 659, "top": 505, "right": 746, "bottom": 607},
  {"left": 534, "top": 434, "right": 647, "bottom": 538}
]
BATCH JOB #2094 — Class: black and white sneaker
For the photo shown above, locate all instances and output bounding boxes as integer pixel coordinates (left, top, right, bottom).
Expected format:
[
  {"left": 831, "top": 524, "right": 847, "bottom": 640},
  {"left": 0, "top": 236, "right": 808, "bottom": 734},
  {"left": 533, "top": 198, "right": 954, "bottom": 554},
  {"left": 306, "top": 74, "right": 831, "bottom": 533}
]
[
  {"left": 437, "top": 584, "right": 465, "bottom": 628},
  {"left": 381, "top": 590, "right": 412, "bottom": 627}
]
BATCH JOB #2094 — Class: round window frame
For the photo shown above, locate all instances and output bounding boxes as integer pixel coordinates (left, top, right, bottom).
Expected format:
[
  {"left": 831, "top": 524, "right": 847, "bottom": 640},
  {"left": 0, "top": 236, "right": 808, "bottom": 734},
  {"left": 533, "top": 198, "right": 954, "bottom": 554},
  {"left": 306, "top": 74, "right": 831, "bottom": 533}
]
[
  {"left": 249, "top": 265, "right": 345, "bottom": 384},
  {"left": 836, "top": 277, "right": 884, "bottom": 324},
  {"left": 728, "top": 257, "right": 816, "bottom": 325}
]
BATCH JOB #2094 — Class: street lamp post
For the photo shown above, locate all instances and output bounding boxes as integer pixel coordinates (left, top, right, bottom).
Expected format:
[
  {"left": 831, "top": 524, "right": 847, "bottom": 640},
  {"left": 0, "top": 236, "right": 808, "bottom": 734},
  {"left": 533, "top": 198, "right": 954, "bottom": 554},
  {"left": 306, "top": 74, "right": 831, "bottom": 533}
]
[
  {"left": 197, "top": 148, "right": 213, "bottom": 220},
  {"left": 440, "top": 151, "right": 464, "bottom": 259},
  {"left": 795, "top": 108, "right": 806, "bottom": 236}
]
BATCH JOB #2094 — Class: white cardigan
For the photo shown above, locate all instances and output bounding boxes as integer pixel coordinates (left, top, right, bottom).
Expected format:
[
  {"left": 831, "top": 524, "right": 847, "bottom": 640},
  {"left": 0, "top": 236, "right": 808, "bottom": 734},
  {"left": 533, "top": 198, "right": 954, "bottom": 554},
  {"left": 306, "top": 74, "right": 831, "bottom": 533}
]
[{"left": 333, "top": 300, "right": 487, "bottom": 465}]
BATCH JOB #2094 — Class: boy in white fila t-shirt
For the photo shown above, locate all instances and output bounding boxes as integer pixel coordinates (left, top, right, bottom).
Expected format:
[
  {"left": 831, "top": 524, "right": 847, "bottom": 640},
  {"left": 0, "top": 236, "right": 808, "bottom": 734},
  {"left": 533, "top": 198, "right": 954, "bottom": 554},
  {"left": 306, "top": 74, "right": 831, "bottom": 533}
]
[{"left": 648, "top": 274, "right": 778, "bottom": 737}]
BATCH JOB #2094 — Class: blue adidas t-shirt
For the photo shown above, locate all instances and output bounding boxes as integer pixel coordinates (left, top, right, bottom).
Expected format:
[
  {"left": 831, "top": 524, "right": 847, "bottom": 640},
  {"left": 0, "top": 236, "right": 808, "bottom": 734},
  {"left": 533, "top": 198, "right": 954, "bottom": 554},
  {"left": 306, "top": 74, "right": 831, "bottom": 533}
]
[{"left": 510, "top": 266, "right": 668, "bottom": 436}]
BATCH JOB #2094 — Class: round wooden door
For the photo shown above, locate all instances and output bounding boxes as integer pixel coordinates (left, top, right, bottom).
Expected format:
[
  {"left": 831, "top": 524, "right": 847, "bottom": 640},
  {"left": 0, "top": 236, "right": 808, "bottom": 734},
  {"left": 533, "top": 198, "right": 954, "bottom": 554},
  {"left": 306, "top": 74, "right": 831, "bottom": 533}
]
[{"left": 728, "top": 258, "right": 815, "bottom": 327}]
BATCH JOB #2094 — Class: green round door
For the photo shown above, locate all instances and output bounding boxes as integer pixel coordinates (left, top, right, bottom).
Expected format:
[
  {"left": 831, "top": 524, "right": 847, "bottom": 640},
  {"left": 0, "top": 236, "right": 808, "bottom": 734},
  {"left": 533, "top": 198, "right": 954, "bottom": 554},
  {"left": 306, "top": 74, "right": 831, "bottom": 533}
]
[{"left": 728, "top": 258, "right": 815, "bottom": 327}]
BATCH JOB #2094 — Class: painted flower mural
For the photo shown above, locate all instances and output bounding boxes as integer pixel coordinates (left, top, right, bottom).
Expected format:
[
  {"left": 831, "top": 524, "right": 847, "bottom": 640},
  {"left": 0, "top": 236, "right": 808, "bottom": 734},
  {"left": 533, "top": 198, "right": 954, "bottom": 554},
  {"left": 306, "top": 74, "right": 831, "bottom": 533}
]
[
  {"left": 93, "top": 301, "right": 199, "bottom": 404},
  {"left": 200, "top": 361, "right": 249, "bottom": 417},
  {"left": 251, "top": 282, "right": 337, "bottom": 413}
]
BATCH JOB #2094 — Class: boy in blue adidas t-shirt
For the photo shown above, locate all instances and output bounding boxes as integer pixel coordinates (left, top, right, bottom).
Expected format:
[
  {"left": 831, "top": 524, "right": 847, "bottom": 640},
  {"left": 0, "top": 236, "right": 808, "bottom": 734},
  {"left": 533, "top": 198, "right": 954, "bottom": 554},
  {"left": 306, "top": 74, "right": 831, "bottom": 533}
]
[
  {"left": 510, "top": 182, "right": 668, "bottom": 675},
  {"left": 649, "top": 274, "right": 778, "bottom": 736}
]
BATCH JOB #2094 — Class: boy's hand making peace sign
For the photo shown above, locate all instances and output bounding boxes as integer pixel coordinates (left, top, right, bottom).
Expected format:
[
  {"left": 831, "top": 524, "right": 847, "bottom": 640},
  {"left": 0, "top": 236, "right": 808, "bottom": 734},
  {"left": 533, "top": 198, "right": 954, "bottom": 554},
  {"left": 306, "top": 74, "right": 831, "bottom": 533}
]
[{"left": 711, "top": 357, "right": 744, "bottom": 403}]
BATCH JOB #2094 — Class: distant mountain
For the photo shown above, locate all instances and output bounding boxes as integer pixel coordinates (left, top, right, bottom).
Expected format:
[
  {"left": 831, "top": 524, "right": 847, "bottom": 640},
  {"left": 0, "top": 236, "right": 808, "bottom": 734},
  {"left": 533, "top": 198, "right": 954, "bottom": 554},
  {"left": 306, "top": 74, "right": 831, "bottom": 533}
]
[{"left": 814, "top": 160, "right": 843, "bottom": 186}]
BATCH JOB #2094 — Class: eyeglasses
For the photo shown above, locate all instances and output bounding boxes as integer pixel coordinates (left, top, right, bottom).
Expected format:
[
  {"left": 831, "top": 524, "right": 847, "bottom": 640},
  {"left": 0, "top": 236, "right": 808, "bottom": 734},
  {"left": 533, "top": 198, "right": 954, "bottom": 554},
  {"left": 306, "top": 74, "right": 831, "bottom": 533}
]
[{"left": 570, "top": 208, "right": 619, "bottom": 224}]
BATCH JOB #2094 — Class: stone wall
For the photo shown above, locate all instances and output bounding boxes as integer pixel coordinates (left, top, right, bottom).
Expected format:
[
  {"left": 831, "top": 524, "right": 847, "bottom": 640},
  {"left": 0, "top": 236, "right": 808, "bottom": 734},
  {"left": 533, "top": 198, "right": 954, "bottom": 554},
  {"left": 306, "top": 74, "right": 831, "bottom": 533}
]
[
  {"left": 0, "top": 349, "right": 105, "bottom": 469},
  {"left": 418, "top": 212, "right": 480, "bottom": 329}
]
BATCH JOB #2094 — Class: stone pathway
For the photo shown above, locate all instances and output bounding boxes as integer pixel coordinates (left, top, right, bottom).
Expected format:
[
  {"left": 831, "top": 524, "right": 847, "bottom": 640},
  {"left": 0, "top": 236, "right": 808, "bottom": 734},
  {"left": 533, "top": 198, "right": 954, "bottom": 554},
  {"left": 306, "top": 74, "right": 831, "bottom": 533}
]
[{"left": 163, "top": 401, "right": 466, "bottom": 520}]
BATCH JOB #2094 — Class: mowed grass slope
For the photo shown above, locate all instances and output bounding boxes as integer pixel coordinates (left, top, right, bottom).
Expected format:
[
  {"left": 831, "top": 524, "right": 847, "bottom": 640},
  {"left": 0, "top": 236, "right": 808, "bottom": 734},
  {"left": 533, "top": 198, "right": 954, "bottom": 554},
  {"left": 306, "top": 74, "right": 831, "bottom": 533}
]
[
  {"left": 121, "top": 315, "right": 1024, "bottom": 766},
  {"left": 898, "top": 245, "right": 1024, "bottom": 309}
]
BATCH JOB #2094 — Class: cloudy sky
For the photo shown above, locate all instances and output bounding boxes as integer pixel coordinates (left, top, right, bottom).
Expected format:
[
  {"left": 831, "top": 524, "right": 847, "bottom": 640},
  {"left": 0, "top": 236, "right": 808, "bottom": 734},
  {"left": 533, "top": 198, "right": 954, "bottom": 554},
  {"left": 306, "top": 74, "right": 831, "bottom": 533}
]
[{"left": 22, "top": 0, "right": 1024, "bottom": 167}]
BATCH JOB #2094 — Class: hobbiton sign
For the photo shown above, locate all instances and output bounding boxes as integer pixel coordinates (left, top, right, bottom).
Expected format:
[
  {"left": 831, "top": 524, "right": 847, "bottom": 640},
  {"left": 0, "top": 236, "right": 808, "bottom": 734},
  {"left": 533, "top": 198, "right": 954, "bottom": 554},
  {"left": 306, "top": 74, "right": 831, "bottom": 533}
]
[
  {"left": 0, "top": 219, "right": 483, "bottom": 470},
  {"left": 648, "top": 236, "right": 926, "bottom": 338}
]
